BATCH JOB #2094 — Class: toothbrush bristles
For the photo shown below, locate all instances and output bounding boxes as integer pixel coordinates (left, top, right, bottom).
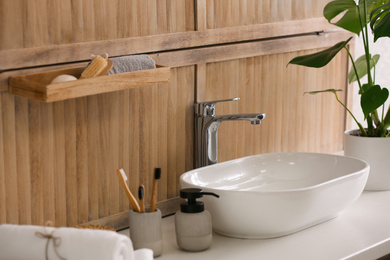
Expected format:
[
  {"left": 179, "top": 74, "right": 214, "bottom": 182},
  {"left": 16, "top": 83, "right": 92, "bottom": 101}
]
[
  {"left": 155, "top": 168, "right": 161, "bottom": 179},
  {"left": 119, "top": 168, "right": 128, "bottom": 181},
  {"left": 138, "top": 186, "right": 144, "bottom": 200}
]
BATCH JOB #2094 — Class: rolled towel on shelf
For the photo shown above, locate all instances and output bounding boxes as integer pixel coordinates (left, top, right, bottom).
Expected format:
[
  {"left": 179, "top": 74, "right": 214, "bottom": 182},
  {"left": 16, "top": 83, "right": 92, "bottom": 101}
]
[
  {"left": 0, "top": 224, "right": 153, "bottom": 260},
  {"left": 108, "top": 55, "right": 156, "bottom": 75}
]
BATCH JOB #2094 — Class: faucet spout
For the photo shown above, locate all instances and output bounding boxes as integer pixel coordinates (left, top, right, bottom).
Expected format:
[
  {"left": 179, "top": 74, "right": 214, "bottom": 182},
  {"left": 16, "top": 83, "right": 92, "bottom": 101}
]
[
  {"left": 195, "top": 98, "right": 266, "bottom": 168},
  {"left": 214, "top": 113, "right": 265, "bottom": 125}
]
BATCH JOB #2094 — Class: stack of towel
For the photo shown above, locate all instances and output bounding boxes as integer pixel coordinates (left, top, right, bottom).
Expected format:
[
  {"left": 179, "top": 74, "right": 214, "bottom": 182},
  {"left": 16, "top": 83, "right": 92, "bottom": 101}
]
[{"left": 0, "top": 224, "right": 153, "bottom": 260}]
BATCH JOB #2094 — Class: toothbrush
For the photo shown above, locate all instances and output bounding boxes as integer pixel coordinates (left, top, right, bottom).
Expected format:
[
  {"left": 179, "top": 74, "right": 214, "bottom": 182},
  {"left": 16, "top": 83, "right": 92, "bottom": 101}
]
[
  {"left": 116, "top": 169, "right": 141, "bottom": 213},
  {"left": 150, "top": 168, "right": 161, "bottom": 212},
  {"left": 138, "top": 185, "right": 145, "bottom": 213}
]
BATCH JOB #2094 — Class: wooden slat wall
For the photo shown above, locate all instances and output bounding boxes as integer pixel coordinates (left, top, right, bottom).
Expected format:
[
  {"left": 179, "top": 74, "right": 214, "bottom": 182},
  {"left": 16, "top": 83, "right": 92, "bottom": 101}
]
[
  {"left": 205, "top": 0, "right": 330, "bottom": 28},
  {"left": 0, "top": 0, "right": 329, "bottom": 51},
  {"left": 0, "top": 0, "right": 353, "bottom": 228},
  {"left": 0, "top": 18, "right": 336, "bottom": 73},
  {"left": 198, "top": 50, "right": 348, "bottom": 163},
  {"left": 0, "top": 0, "right": 194, "bottom": 49},
  {"left": 0, "top": 67, "right": 194, "bottom": 226}
]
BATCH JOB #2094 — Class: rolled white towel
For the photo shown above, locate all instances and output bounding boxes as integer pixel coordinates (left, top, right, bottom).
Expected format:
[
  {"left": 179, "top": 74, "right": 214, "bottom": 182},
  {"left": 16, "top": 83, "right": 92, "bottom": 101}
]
[
  {"left": 0, "top": 224, "right": 152, "bottom": 260},
  {"left": 134, "top": 249, "right": 154, "bottom": 260}
]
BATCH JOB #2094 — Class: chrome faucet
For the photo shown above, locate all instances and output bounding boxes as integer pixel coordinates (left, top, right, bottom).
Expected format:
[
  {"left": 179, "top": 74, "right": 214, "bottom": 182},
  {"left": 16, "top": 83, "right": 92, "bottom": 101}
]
[{"left": 195, "top": 98, "right": 266, "bottom": 168}]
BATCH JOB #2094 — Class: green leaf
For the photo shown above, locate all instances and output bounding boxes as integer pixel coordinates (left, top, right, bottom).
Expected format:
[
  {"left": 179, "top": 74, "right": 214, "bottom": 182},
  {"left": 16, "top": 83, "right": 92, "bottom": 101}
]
[
  {"left": 324, "top": 0, "right": 381, "bottom": 34},
  {"left": 369, "top": 0, "right": 387, "bottom": 14},
  {"left": 370, "top": 1, "right": 390, "bottom": 41},
  {"left": 361, "top": 85, "right": 389, "bottom": 118},
  {"left": 304, "top": 89, "right": 343, "bottom": 95},
  {"left": 349, "top": 54, "right": 380, "bottom": 83},
  {"left": 361, "top": 0, "right": 376, "bottom": 22},
  {"left": 324, "top": 0, "right": 362, "bottom": 34},
  {"left": 359, "top": 83, "right": 370, "bottom": 94},
  {"left": 288, "top": 38, "right": 352, "bottom": 68}
]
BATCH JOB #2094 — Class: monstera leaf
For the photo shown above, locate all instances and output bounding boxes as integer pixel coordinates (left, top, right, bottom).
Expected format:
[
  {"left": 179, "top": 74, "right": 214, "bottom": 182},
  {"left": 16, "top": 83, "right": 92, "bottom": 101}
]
[
  {"left": 370, "top": 0, "right": 390, "bottom": 41},
  {"left": 324, "top": 0, "right": 361, "bottom": 34},
  {"left": 369, "top": 0, "right": 388, "bottom": 13},
  {"left": 361, "top": 85, "right": 389, "bottom": 119},
  {"left": 349, "top": 54, "right": 380, "bottom": 83},
  {"left": 288, "top": 37, "right": 352, "bottom": 68},
  {"left": 323, "top": 0, "right": 379, "bottom": 34}
]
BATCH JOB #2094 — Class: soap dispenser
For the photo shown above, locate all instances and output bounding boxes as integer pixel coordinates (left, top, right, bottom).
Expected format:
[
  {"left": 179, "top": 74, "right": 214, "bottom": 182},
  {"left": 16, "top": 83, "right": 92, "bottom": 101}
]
[{"left": 175, "top": 188, "right": 219, "bottom": 252}]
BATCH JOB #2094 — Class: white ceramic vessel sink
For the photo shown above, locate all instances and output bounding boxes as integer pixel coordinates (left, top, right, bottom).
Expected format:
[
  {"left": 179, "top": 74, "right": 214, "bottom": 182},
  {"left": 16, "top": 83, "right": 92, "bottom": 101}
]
[{"left": 180, "top": 152, "right": 369, "bottom": 239}]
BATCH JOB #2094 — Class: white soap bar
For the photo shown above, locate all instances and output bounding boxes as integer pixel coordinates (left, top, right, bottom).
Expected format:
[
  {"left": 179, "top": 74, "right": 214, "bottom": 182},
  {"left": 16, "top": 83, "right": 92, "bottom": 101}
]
[{"left": 51, "top": 74, "right": 78, "bottom": 84}]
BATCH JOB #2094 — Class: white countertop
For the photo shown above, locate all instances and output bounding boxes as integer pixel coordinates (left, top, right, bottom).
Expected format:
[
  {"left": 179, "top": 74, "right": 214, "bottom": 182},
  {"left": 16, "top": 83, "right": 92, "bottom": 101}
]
[{"left": 120, "top": 191, "right": 390, "bottom": 260}]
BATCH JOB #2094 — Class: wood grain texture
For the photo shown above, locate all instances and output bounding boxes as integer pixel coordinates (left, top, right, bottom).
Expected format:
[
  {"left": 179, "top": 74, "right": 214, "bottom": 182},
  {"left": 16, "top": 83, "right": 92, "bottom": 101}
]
[
  {"left": 0, "top": 18, "right": 336, "bottom": 71},
  {"left": 0, "top": 32, "right": 352, "bottom": 227},
  {"left": 206, "top": 0, "right": 331, "bottom": 28},
  {"left": 0, "top": 0, "right": 354, "bottom": 229},
  {"left": 0, "top": 93, "right": 5, "bottom": 223},
  {"left": 14, "top": 97, "right": 31, "bottom": 224},
  {"left": 8, "top": 66, "right": 170, "bottom": 102},
  {"left": 1, "top": 63, "right": 89, "bottom": 93},
  {"left": 0, "top": 0, "right": 194, "bottom": 50},
  {"left": 196, "top": 0, "right": 207, "bottom": 31},
  {"left": 151, "top": 31, "right": 352, "bottom": 67},
  {"left": 198, "top": 49, "right": 349, "bottom": 162},
  {"left": 2, "top": 93, "right": 18, "bottom": 224},
  {"left": 0, "top": 67, "right": 194, "bottom": 227}
]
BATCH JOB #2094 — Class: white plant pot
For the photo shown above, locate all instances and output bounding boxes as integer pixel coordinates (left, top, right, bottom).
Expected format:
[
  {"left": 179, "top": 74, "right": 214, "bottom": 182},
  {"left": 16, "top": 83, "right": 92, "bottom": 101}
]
[{"left": 344, "top": 129, "right": 390, "bottom": 191}]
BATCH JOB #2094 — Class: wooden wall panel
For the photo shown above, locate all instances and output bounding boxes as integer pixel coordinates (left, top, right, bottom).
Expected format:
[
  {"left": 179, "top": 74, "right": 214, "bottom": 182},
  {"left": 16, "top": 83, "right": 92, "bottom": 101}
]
[
  {"left": 0, "top": 0, "right": 353, "bottom": 228},
  {"left": 0, "top": 0, "right": 195, "bottom": 50},
  {"left": 205, "top": 0, "right": 332, "bottom": 29},
  {"left": 199, "top": 49, "right": 348, "bottom": 162},
  {"left": 0, "top": 18, "right": 336, "bottom": 72},
  {"left": 0, "top": 66, "right": 195, "bottom": 227}
]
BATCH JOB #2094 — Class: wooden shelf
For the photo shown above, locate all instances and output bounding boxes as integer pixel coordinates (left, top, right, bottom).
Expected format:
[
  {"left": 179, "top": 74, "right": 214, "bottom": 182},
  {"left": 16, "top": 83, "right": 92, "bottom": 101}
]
[{"left": 8, "top": 65, "right": 170, "bottom": 102}]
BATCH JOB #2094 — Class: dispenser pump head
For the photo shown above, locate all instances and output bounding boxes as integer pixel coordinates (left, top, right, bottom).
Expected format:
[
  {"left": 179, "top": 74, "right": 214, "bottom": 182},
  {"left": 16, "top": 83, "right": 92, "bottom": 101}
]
[{"left": 180, "top": 188, "right": 219, "bottom": 213}]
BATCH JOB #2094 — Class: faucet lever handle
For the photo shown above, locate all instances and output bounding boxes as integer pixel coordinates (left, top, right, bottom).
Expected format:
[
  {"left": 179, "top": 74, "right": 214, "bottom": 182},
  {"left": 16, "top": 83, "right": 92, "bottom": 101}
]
[{"left": 196, "top": 97, "right": 240, "bottom": 117}]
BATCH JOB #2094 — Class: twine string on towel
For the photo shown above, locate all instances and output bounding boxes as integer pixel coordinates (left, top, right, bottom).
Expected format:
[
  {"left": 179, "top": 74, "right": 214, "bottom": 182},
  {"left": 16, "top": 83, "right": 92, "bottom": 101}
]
[{"left": 35, "top": 221, "right": 67, "bottom": 260}]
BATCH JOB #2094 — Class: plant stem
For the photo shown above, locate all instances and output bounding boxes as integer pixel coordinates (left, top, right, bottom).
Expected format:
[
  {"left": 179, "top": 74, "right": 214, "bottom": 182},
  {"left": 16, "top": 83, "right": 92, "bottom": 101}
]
[
  {"left": 382, "top": 104, "right": 385, "bottom": 123},
  {"left": 358, "top": 0, "right": 381, "bottom": 136},
  {"left": 372, "top": 111, "right": 381, "bottom": 127},
  {"left": 344, "top": 46, "right": 363, "bottom": 93},
  {"left": 362, "top": 0, "right": 382, "bottom": 129},
  {"left": 367, "top": 115, "right": 374, "bottom": 135},
  {"left": 383, "top": 105, "right": 390, "bottom": 129},
  {"left": 380, "top": 119, "right": 388, "bottom": 137},
  {"left": 334, "top": 91, "right": 367, "bottom": 136},
  {"left": 363, "top": 1, "right": 373, "bottom": 88}
]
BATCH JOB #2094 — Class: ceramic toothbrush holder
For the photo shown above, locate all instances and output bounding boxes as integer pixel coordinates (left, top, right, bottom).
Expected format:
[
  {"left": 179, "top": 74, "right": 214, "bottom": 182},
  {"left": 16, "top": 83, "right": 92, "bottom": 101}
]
[{"left": 129, "top": 208, "right": 163, "bottom": 257}]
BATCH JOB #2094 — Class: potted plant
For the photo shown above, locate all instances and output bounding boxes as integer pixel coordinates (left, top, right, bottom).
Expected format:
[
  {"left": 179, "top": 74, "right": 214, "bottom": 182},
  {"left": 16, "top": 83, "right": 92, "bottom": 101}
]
[{"left": 288, "top": 0, "right": 390, "bottom": 190}]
